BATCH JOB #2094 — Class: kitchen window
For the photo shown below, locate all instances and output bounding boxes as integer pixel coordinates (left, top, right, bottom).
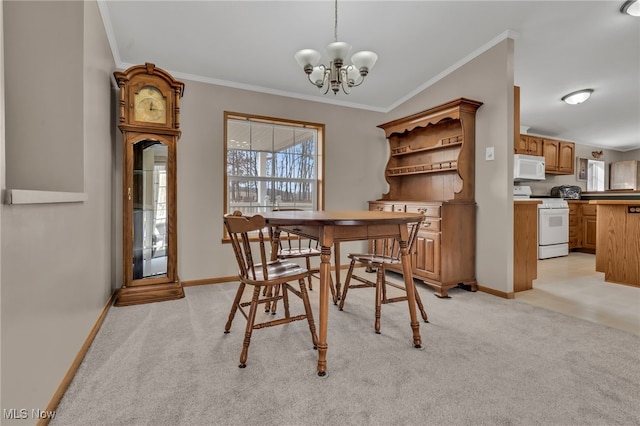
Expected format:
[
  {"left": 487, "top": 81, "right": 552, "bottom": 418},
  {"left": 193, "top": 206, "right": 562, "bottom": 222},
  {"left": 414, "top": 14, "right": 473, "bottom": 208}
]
[
  {"left": 224, "top": 112, "right": 325, "bottom": 220},
  {"left": 587, "top": 159, "right": 605, "bottom": 191}
]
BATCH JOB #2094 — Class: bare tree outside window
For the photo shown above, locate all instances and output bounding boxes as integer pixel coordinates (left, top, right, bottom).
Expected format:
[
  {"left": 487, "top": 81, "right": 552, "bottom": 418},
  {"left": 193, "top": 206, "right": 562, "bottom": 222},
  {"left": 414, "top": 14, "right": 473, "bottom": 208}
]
[{"left": 224, "top": 112, "right": 325, "bottom": 219}]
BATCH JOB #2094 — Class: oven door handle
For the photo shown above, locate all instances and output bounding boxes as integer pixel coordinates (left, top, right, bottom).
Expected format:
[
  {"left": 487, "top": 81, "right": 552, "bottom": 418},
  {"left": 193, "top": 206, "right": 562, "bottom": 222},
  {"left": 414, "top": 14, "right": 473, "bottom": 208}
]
[{"left": 539, "top": 208, "right": 569, "bottom": 215}]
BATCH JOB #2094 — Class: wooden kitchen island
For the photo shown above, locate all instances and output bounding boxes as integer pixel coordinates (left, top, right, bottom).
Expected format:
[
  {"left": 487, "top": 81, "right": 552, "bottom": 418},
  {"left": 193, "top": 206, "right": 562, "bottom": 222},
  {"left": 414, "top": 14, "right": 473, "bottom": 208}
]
[
  {"left": 590, "top": 200, "right": 640, "bottom": 287},
  {"left": 514, "top": 199, "right": 542, "bottom": 293}
]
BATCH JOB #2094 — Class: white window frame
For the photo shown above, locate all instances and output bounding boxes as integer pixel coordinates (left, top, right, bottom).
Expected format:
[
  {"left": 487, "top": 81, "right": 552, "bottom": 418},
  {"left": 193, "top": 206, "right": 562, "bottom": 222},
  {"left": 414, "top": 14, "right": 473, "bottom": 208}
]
[{"left": 223, "top": 112, "right": 325, "bottom": 237}]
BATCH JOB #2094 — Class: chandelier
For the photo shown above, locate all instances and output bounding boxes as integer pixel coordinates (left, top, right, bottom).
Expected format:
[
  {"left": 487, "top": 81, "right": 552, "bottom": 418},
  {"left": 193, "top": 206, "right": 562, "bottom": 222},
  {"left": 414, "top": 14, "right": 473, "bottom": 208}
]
[{"left": 294, "top": 0, "right": 378, "bottom": 95}]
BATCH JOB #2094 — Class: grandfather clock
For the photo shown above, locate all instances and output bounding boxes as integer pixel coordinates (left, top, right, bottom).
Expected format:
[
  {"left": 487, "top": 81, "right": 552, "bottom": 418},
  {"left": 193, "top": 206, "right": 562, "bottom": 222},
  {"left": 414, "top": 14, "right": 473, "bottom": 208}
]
[{"left": 113, "top": 63, "right": 185, "bottom": 306}]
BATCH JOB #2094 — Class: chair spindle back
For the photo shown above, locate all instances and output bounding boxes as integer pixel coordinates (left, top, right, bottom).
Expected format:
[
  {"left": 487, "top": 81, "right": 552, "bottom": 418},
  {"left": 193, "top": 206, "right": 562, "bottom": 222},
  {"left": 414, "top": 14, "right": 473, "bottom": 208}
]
[{"left": 224, "top": 211, "right": 270, "bottom": 281}]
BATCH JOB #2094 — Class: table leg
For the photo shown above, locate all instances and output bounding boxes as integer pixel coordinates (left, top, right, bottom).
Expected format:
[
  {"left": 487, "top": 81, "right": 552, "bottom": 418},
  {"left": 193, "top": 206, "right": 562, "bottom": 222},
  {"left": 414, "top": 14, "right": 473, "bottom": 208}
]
[
  {"left": 333, "top": 242, "right": 341, "bottom": 304},
  {"left": 269, "top": 228, "right": 281, "bottom": 262},
  {"left": 265, "top": 228, "right": 282, "bottom": 312},
  {"left": 399, "top": 239, "right": 422, "bottom": 348},
  {"left": 316, "top": 244, "right": 332, "bottom": 376}
]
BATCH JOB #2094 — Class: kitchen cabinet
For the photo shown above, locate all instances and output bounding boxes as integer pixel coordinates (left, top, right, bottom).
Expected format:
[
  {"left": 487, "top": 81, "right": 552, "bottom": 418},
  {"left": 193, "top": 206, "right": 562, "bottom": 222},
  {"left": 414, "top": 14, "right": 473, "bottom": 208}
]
[
  {"left": 609, "top": 160, "right": 640, "bottom": 190},
  {"left": 374, "top": 98, "right": 481, "bottom": 298},
  {"left": 593, "top": 200, "right": 640, "bottom": 287},
  {"left": 515, "top": 135, "right": 543, "bottom": 156},
  {"left": 514, "top": 200, "right": 540, "bottom": 292},
  {"left": 568, "top": 200, "right": 596, "bottom": 254},
  {"left": 543, "top": 138, "right": 575, "bottom": 174},
  {"left": 568, "top": 202, "right": 580, "bottom": 249},
  {"left": 581, "top": 203, "right": 597, "bottom": 251}
]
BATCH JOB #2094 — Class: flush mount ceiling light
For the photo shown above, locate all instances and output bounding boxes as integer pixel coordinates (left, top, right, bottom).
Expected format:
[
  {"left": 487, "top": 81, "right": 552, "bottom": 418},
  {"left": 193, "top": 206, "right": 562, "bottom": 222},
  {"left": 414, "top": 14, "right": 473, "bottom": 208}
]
[
  {"left": 561, "top": 89, "right": 594, "bottom": 105},
  {"left": 294, "top": 0, "right": 378, "bottom": 95},
  {"left": 621, "top": 0, "right": 640, "bottom": 16}
]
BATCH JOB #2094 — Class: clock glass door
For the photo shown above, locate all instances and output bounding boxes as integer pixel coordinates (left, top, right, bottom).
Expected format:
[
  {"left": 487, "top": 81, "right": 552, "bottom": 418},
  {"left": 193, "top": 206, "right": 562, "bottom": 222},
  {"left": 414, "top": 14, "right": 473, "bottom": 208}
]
[{"left": 132, "top": 139, "right": 168, "bottom": 280}]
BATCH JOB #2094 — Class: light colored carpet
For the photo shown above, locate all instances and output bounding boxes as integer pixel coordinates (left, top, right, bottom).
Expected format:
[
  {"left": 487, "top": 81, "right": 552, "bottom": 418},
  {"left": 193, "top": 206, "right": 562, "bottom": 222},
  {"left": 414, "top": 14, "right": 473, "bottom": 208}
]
[{"left": 52, "top": 274, "right": 640, "bottom": 426}]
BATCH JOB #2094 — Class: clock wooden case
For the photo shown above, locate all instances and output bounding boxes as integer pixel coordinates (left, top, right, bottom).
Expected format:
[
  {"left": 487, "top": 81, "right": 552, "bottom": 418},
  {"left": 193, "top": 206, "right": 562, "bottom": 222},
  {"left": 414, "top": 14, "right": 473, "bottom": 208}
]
[{"left": 113, "top": 63, "right": 185, "bottom": 306}]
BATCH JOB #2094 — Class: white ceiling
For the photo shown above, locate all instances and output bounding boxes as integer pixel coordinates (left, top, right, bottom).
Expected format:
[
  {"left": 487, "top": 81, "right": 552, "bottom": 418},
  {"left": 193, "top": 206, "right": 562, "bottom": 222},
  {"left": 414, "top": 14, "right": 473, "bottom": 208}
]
[{"left": 99, "top": 0, "right": 640, "bottom": 152}]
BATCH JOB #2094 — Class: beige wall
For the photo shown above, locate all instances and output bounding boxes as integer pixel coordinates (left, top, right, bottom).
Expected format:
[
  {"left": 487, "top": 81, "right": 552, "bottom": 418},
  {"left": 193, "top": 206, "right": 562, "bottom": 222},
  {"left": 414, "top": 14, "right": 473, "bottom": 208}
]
[
  {"left": 1, "top": 3, "right": 515, "bottom": 414},
  {"left": 625, "top": 148, "right": 640, "bottom": 161},
  {"left": 525, "top": 143, "right": 633, "bottom": 195},
  {"left": 386, "top": 38, "right": 516, "bottom": 295},
  {"left": 4, "top": 1, "right": 84, "bottom": 192},
  {"left": 0, "top": 0, "right": 5, "bottom": 413},
  {"left": 176, "top": 82, "right": 387, "bottom": 280},
  {"left": 176, "top": 39, "right": 515, "bottom": 292},
  {"left": 1, "top": 1, "right": 115, "bottom": 422},
  {"left": 0, "top": 4, "right": 523, "bottom": 416}
]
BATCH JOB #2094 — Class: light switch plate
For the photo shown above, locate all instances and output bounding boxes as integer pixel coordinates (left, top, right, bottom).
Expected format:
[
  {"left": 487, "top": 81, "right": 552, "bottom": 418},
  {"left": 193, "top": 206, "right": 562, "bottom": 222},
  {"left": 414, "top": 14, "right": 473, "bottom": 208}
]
[{"left": 485, "top": 146, "right": 495, "bottom": 161}]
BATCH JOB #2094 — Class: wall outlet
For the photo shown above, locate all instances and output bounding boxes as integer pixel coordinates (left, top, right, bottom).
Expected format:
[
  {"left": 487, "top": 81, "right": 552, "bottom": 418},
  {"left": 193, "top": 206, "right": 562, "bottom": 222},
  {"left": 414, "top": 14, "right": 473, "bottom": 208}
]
[{"left": 485, "top": 146, "right": 495, "bottom": 161}]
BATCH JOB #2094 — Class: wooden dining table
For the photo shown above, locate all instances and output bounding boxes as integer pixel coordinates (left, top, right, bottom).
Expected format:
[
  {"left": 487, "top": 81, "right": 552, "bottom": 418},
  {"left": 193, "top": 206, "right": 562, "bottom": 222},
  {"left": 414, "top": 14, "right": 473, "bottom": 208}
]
[{"left": 262, "top": 209, "right": 425, "bottom": 376}]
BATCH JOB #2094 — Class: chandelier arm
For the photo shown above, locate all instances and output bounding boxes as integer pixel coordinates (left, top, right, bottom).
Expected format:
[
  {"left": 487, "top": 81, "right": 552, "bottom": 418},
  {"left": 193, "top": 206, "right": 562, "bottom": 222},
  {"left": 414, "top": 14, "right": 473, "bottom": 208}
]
[
  {"left": 306, "top": 73, "right": 319, "bottom": 87},
  {"left": 295, "top": 0, "right": 375, "bottom": 96},
  {"left": 318, "top": 74, "right": 331, "bottom": 95},
  {"left": 349, "top": 75, "right": 367, "bottom": 88},
  {"left": 305, "top": 64, "right": 329, "bottom": 88},
  {"left": 335, "top": 67, "right": 349, "bottom": 94},
  {"left": 320, "top": 67, "right": 331, "bottom": 94}
]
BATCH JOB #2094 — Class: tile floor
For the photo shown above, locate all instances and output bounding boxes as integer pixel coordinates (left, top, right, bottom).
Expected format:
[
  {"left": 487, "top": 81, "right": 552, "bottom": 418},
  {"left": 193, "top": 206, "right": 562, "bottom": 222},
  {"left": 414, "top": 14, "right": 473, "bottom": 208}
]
[{"left": 515, "top": 252, "right": 640, "bottom": 335}]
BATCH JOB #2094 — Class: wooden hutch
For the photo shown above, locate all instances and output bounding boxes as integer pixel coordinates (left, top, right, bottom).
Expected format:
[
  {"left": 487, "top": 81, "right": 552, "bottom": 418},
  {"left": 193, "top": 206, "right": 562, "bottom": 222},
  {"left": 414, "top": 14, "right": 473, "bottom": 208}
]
[{"left": 372, "top": 98, "right": 482, "bottom": 298}]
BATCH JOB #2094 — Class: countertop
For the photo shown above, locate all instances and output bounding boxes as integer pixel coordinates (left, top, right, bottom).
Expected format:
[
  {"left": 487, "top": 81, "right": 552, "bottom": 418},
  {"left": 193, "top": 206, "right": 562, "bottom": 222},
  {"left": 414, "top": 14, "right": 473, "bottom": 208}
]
[
  {"left": 580, "top": 190, "right": 640, "bottom": 200},
  {"left": 588, "top": 200, "right": 640, "bottom": 205}
]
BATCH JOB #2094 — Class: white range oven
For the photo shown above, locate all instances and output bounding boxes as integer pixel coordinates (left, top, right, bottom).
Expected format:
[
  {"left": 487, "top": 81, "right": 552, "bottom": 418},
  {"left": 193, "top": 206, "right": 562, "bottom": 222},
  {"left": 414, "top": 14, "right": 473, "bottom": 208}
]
[
  {"left": 535, "top": 198, "right": 569, "bottom": 259},
  {"left": 514, "top": 186, "right": 569, "bottom": 259}
]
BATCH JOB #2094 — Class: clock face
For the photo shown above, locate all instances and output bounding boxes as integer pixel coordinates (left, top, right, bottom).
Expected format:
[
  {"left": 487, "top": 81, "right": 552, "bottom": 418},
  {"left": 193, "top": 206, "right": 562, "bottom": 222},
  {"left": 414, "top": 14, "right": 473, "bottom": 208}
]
[{"left": 134, "top": 86, "right": 166, "bottom": 124}]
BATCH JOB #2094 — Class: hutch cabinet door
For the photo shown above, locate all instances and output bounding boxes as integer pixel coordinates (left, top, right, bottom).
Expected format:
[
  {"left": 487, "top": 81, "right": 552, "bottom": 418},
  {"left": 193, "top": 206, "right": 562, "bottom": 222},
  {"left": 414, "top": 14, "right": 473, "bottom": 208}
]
[{"left": 414, "top": 231, "right": 440, "bottom": 281}]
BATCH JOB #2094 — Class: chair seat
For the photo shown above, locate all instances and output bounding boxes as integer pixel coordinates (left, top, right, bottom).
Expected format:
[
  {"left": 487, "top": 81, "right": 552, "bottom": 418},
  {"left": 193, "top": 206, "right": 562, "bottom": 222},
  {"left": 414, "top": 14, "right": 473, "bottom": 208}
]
[
  {"left": 339, "top": 222, "right": 429, "bottom": 334},
  {"left": 348, "top": 253, "right": 399, "bottom": 266},
  {"left": 247, "top": 260, "right": 308, "bottom": 283},
  {"left": 278, "top": 247, "right": 321, "bottom": 258}
]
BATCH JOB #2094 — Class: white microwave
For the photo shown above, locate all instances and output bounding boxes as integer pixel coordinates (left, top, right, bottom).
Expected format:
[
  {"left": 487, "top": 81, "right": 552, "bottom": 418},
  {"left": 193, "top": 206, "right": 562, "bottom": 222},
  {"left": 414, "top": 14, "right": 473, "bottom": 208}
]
[{"left": 514, "top": 154, "right": 546, "bottom": 181}]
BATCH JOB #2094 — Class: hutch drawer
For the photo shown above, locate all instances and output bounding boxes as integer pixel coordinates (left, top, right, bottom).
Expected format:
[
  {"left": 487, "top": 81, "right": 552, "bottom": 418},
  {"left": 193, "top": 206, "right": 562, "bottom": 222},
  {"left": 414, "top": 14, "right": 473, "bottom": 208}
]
[{"left": 406, "top": 204, "right": 441, "bottom": 218}]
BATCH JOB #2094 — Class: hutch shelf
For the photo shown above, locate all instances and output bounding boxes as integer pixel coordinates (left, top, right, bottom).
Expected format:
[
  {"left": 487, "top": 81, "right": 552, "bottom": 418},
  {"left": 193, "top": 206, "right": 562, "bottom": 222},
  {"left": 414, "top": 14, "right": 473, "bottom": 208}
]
[{"left": 372, "top": 98, "right": 482, "bottom": 298}]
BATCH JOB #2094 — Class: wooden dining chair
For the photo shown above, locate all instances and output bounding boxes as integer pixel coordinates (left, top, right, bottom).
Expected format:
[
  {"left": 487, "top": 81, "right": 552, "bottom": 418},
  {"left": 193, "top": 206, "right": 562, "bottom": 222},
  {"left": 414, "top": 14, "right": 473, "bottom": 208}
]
[
  {"left": 266, "top": 208, "right": 338, "bottom": 311},
  {"left": 338, "top": 221, "right": 429, "bottom": 333},
  {"left": 270, "top": 208, "right": 321, "bottom": 291},
  {"left": 223, "top": 211, "right": 318, "bottom": 368}
]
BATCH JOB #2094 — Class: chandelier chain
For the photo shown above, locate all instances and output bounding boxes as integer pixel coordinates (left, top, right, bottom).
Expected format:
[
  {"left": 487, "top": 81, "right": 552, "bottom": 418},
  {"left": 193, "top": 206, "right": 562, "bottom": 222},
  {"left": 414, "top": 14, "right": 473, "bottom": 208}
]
[{"left": 334, "top": 0, "right": 338, "bottom": 42}]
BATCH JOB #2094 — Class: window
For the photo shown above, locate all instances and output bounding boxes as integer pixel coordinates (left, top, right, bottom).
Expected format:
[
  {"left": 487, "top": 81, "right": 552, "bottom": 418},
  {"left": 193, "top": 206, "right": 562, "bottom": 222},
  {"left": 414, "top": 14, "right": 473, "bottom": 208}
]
[
  {"left": 224, "top": 112, "right": 325, "bottom": 219},
  {"left": 587, "top": 159, "right": 605, "bottom": 191}
]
